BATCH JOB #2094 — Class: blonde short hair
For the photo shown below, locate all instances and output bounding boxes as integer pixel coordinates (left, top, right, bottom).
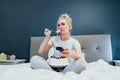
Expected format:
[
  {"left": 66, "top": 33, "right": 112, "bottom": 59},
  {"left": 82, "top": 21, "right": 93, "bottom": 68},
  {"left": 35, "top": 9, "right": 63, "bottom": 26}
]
[{"left": 57, "top": 13, "right": 72, "bottom": 29}]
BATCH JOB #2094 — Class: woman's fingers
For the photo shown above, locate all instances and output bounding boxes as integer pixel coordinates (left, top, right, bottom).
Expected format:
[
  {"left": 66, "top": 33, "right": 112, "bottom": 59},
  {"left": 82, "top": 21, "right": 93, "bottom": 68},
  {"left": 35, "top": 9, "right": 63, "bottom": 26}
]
[
  {"left": 44, "top": 28, "right": 51, "bottom": 37},
  {"left": 61, "top": 48, "right": 70, "bottom": 54}
]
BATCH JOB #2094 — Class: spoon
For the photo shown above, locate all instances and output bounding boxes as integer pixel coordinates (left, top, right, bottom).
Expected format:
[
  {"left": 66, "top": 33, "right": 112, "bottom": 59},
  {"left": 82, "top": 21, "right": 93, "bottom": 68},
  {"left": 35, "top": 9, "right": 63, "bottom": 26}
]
[{"left": 51, "top": 30, "right": 60, "bottom": 33}]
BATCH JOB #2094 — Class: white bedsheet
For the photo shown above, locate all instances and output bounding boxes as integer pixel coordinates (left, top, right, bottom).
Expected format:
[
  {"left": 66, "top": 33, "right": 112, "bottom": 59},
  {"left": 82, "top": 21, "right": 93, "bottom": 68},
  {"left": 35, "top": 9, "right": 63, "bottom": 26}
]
[{"left": 0, "top": 59, "right": 120, "bottom": 80}]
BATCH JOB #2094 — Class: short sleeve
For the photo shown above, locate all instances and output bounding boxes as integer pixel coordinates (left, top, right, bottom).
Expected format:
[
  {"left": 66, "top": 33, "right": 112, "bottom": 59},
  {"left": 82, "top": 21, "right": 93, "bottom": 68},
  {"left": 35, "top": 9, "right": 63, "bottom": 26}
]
[
  {"left": 73, "top": 39, "right": 81, "bottom": 49},
  {"left": 48, "top": 36, "right": 57, "bottom": 46}
]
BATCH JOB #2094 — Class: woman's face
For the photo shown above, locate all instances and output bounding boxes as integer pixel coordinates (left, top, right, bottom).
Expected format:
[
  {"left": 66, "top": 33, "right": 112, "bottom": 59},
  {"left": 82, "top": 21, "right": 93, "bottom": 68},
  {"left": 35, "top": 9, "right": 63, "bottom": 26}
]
[{"left": 57, "top": 19, "right": 71, "bottom": 34}]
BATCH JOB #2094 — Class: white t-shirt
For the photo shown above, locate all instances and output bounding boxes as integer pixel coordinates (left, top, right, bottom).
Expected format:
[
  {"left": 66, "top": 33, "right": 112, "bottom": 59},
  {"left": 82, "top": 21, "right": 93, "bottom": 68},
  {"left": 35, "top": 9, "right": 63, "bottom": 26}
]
[{"left": 48, "top": 36, "right": 81, "bottom": 58}]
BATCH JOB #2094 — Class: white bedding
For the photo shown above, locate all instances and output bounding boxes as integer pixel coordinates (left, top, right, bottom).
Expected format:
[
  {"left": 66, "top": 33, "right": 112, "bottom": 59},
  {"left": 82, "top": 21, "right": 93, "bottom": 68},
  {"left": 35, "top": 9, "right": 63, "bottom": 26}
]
[{"left": 0, "top": 59, "right": 120, "bottom": 80}]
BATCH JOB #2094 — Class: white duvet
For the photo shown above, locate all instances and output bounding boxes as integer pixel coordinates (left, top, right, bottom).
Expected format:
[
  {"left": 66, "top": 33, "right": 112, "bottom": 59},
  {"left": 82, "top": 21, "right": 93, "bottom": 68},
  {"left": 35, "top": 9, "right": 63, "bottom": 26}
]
[{"left": 0, "top": 59, "right": 120, "bottom": 80}]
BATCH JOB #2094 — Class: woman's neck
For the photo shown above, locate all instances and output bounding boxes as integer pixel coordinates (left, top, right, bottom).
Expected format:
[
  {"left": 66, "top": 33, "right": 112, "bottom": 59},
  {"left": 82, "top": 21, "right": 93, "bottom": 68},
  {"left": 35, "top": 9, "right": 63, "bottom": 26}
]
[{"left": 60, "top": 32, "right": 70, "bottom": 41}]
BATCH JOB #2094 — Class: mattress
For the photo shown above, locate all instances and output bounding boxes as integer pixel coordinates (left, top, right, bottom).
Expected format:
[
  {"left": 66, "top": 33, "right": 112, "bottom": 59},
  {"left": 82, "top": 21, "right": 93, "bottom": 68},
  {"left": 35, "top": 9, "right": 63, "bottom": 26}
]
[{"left": 0, "top": 59, "right": 120, "bottom": 80}]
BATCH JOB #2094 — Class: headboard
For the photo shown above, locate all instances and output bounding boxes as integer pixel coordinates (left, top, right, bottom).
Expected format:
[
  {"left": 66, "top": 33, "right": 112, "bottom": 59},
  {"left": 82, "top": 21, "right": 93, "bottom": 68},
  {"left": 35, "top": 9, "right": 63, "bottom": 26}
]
[{"left": 30, "top": 34, "right": 113, "bottom": 63}]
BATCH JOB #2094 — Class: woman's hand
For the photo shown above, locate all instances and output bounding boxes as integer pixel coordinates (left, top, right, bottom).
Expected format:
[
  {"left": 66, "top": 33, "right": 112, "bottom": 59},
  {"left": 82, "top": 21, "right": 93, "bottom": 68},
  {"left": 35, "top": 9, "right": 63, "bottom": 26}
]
[
  {"left": 61, "top": 47, "right": 81, "bottom": 60},
  {"left": 61, "top": 48, "right": 70, "bottom": 57},
  {"left": 44, "top": 28, "right": 51, "bottom": 37}
]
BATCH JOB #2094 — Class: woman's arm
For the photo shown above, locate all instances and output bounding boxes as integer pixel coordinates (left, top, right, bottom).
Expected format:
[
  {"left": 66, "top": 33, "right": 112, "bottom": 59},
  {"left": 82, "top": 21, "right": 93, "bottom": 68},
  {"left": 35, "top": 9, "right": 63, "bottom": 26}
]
[
  {"left": 39, "top": 28, "right": 52, "bottom": 54},
  {"left": 39, "top": 37, "right": 51, "bottom": 54},
  {"left": 70, "top": 47, "right": 81, "bottom": 60}
]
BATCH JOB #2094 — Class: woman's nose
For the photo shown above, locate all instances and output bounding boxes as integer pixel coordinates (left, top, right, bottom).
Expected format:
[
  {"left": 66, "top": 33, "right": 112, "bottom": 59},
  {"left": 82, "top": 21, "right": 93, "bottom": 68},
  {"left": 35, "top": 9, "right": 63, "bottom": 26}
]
[{"left": 59, "top": 26, "right": 64, "bottom": 29}]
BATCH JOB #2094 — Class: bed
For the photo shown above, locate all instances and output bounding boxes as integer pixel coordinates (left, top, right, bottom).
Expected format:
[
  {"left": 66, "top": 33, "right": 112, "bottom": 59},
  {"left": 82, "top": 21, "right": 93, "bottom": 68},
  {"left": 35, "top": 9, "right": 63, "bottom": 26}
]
[{"left": 0, "top": 34, "right": 120, "bottom": 80}]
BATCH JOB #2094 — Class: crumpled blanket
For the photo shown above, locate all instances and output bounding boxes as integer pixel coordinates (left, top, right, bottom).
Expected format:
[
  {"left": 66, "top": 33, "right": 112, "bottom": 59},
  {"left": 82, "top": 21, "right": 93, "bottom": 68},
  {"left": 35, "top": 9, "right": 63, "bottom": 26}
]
[{"left": 0, "top": 59, "right": 120, "bottom": 80}]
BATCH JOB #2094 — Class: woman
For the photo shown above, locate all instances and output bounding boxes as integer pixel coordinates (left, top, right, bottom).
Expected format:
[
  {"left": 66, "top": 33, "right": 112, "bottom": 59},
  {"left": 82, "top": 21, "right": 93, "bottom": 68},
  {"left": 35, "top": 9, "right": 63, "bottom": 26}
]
[{"left": 30, "top": 13, "right": 87, "bottom": 74}]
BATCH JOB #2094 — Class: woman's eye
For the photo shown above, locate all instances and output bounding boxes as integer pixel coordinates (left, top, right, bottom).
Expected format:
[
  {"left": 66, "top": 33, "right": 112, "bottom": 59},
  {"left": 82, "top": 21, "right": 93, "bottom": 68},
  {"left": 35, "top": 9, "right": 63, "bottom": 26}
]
[
  {"left": 58, "top": 24, "right": 60, "bottom": 27},
  {"left": 61, "top": 23, "right": 65, "bottom": 26},
  {"left": 57, "top": 22, "right": 65, "bottom": 27}
]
